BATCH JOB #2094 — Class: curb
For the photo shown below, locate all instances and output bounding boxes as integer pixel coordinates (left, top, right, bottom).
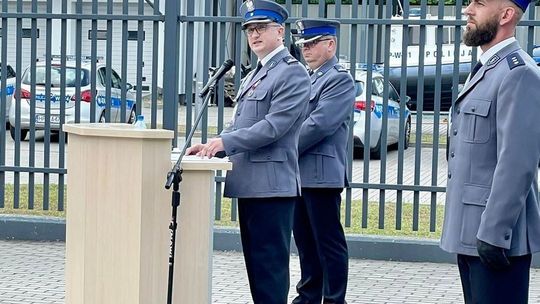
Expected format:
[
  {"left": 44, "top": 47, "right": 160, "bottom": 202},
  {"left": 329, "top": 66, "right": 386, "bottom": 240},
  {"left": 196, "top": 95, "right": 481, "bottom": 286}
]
[{"left": 1, "top": 214, "right": 538, "bottom": 267}]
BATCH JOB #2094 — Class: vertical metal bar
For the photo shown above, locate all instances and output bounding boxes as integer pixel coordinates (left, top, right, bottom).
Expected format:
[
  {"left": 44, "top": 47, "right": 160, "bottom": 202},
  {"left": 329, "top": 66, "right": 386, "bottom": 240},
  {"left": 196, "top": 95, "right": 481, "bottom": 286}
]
[
  {"left": 0, "top": 0, "right": 7, "bottom": 208},
  {"left": 345, "top": 0, "right": 359, "bottom": 228},
  {"left": 411, "top": 0, "right": 428, "bottom": 232},
  {"left": 105, "top": 0, "right": 113, "bottom": 122},
  {"left": 361, "top": 0, "right": 376, "bottom": 229},
  {"left": 378, "top": 0, "right": 394, "bottom": 229},
  {"left": 135, "top": 0, "right": 144, "bottom": 119},
  {"left": 74, "top": 0, "right": 82, "bottom": 125},
  {"left": 451, "top": 0, "right": 464, "bottom": 110},
  {"left": 29, "top": 0, "right": 39, "bottom": 209},
  {"left": 162, "top": 0, "right": 180, "bottom": 145},
  {"left": 318, "top": 0, "right": 325, "bottom": 17},
  {"left": 90, "top": 0, "right": 97, "bottom": 123},
  {"left": 283, "top": 0, "right": 291, "bottom": 48},
  {"left": 184, "top": 1, "right": 195, "bottom": 145},
  {"left": 214, "top": 0, "right": 228, "bottom": 220},
  {"left": 526, "top": 6, "right": 535, "bottom": 53},
  {"left": 58, "top": 0, "right": 68, "bottom": 211},
  {"left": 120, "top": 0, "right": 129, "bottom": 123},
  {"left": 150, "top": 0, "right": 160, "bottom": 129},
  {"left": 42, "top": 0, "right": 53, "bottom": 211},
  {"left": 429, "top": 0, "right": 445, "bottom": 232},
  {"left": 12, "top": 0, "right": 24, "bottom": 209},
  {"left": 301, "top": 0, "right": 308, "bottom": 17},
  {"left": 396, "top": 0, "right": 410, "bottom": 230},
  {"left": 231, "top": 197, "right": 237, "bottom": 222},
  {"left": 200, "top": 1, "right": 211, "bottom": 144}
]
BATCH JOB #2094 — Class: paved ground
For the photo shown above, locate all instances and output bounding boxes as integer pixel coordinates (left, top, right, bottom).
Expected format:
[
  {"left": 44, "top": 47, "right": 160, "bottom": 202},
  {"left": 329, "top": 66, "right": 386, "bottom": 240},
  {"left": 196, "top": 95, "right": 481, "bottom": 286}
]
[{"left": 1, "top": 240, "right": 540, "bottom": 304}]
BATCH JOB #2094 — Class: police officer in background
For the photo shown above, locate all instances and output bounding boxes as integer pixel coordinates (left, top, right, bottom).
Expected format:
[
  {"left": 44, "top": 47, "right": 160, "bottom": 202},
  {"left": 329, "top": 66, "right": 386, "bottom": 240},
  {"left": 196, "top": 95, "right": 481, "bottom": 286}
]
[
  {"left": 292, "top": 19, "right": 354, "bottom": 304},
  {"left": 187, "top": 1, "right": 310, "bottom": 303},
  {"left": 440, "top": 0, "right": 540, "bottom": 302}
]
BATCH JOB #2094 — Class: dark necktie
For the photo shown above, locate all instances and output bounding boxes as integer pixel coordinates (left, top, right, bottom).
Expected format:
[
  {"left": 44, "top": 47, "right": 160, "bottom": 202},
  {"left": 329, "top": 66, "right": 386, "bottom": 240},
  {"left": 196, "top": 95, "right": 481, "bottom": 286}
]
[
  {"left": 308, "top": 69, "right": 314, "bottom": 76},
  {"left": 253, "top": 62, "right": 263, "bottom": 76},
  {"left": 470, "top": 61, "right": 483, "bottom": 79}
]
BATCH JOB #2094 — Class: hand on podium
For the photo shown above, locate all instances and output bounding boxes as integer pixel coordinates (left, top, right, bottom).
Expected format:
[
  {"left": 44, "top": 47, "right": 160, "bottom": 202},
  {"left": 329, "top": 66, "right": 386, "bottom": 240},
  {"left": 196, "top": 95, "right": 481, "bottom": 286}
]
[{"left": 186, "top": 138, "right": 225, "bottom": 159}]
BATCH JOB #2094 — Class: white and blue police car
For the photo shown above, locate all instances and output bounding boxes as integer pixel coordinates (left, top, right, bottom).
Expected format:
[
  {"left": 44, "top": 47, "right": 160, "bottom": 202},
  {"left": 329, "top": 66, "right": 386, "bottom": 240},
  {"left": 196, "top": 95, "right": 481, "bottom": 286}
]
[
  {"left": 352, "top": 69, "right": 412, "bottom": 159},
  {"left": 1, "top": 64, "right": 16, "bottom": 127},
  {"left": 8, "top": 57, "right": 136, "bottom": 140}
]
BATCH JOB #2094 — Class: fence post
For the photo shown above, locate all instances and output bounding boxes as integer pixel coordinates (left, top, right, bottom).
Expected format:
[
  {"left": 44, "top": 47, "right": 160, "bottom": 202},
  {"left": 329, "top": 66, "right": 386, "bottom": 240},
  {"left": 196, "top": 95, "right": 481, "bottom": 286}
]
[{"left": 162, "top": 0, "right": 181, "bottom": 146}]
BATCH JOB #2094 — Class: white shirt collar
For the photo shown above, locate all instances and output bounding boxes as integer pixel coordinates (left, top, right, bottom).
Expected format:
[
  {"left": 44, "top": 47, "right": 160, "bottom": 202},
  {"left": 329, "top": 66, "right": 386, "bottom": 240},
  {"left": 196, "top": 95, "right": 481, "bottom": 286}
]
[
  {"left": 479, "top": 37, "right": 516, "bottom": 64},
  {"left": 259, "top": 45, "right": 286, "bottom": 67}
]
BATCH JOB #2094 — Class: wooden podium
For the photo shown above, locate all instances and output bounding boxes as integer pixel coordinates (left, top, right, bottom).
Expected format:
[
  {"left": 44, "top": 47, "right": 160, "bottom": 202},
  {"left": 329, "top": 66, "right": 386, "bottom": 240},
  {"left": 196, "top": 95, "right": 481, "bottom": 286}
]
[{"left": 63, "top": 123, "right": 232, "bottom": 304}]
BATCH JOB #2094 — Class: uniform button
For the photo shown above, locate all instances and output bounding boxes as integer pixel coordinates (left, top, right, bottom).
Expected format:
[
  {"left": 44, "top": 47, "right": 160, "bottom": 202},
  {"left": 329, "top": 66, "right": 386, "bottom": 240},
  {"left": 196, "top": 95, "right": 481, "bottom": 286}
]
[
  {"left": 451, "top": 152, "right": 455, "bottom": 158},
  {"left": 266, "top": 156, "right": 271, "bottom": 160},
  {"left": 448, "top": 172, "right": 452, "bottom": 179},
  {"left": 504, "top": 235, "right": 510, "bottom": 240},
  {"left": 471, "top": 107, "right": 476, "bottom": 112},
  {"left": 456, "top": 107, "right": 461, "bottom": 114},
  {"left": 453, "top": 129, "right": 458, "bottom": 136}
]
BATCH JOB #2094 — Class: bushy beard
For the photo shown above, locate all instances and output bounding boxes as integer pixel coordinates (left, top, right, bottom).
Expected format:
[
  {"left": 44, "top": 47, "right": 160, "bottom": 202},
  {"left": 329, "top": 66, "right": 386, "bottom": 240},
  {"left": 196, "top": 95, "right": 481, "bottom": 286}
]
[{"left": 463, "top": 17, "right": 499, "bottom": 47}]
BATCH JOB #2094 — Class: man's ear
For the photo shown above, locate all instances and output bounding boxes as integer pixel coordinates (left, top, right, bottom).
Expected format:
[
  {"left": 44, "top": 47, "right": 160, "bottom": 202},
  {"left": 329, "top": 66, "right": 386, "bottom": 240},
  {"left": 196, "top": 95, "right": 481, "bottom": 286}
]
[{"left": 499, "top": 6, "right": 517, "bottom": 26}]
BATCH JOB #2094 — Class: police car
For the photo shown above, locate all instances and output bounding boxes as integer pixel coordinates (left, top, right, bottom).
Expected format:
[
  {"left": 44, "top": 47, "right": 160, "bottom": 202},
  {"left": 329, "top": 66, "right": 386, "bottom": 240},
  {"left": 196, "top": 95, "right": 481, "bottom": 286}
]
[
  {"left": 9, "top": 57, "right": 136, "bottom": 140},
  {"left": 1, "top": 64, "right": 16, "bottom": 127},
  {"left": 353, "top": 70, "right": 412, "bottom": 159}
]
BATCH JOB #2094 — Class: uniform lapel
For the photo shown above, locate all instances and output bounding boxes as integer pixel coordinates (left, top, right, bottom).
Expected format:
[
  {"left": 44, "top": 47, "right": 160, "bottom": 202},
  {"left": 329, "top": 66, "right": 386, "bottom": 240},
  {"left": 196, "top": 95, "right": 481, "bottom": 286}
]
[
  {"left": 311, "top": 56, "right": 338, "bottom": 85},
  {"left": 238, "top": 48, "right": 290, "bottom": 99},
  {"left": 456, "top": 41, "right": 521, "bottom": 103}
]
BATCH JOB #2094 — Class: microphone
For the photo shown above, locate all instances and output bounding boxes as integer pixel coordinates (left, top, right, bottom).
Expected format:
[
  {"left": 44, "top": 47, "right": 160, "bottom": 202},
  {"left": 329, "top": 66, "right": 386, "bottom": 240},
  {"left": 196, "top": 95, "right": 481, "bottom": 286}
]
[{"left": 199, "top": 59, "right": 234, "bottom": 98}]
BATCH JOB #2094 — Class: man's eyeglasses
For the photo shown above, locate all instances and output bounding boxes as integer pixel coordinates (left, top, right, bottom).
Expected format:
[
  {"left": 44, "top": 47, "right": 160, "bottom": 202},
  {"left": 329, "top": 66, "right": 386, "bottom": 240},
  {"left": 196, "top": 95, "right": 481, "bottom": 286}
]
[
  {"left": 300, "top": 38, "right": 332, "bottom": 49},
  {"left": 243, "top": 24, "right": 281, "bottom": 37}
]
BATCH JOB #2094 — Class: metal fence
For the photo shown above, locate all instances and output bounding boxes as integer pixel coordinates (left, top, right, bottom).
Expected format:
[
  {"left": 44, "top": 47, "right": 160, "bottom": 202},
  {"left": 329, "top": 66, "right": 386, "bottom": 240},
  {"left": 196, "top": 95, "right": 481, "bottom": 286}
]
[{"left": 1, "top": 0, "right": 539, "bottom": 235}]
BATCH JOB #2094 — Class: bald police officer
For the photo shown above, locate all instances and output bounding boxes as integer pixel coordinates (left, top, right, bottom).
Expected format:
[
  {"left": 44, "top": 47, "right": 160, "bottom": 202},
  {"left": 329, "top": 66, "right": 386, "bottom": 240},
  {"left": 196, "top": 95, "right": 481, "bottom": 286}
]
[
  {"left": 292, "top": 19, "right": 354, "bottom": 304},
  {"left": 440, "top": 0, "right": 540, "bottom": 302},
  {"left": 187, "top": 1, "right": 310, "bottom": 303}
]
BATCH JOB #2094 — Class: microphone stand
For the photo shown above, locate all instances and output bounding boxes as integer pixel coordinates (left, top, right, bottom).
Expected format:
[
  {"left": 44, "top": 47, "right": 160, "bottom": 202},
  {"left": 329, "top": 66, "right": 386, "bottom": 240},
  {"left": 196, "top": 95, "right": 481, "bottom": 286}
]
[{"left": 164, "top": 83, "right": 216, "bottom": 304}]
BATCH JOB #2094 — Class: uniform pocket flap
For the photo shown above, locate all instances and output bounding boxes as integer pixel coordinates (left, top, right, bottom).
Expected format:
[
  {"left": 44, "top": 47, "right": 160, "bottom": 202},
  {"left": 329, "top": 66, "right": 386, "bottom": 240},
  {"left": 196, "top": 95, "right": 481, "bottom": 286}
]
[
  {"left": 462, "top": 99, "right": 491, "bottom": 117},
  {"left": 246, "top": 90, "right": 268, "bottom": 101},
  {"left": 249, "top": 148, "right": 288, "bottom": 162},
  {"left": 309, "top": 145, "right": 336, "bottom": 157},
  {"left": 462, "top": 183, "right": 491, "bottom": 206}
]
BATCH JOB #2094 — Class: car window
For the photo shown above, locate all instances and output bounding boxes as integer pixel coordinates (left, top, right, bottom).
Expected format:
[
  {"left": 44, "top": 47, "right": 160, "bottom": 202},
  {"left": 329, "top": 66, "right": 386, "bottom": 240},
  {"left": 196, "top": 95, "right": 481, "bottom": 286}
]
[
  {"left": 98, "top": 67, "right": 121, "bottom": 89},
  {"left": 388, "top": 83, "right": 400, "bottom": 101},
  {"left": 7, "top": 65, "right": 15, "bottom": 78},
  {"left": 111, "top": 69, "right": 122, "bottom": 89},
  {"left": 22, "top": 66, "right": 89, "bottom": 87}
]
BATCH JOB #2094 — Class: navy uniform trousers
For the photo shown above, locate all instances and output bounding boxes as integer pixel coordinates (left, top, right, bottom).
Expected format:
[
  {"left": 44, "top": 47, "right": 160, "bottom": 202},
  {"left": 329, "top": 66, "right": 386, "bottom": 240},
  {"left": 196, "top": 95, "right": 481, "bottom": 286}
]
[
  {"left": 457, "top": 254, "right": 531, "bottom": 304},
  {"left": 238, "top": 197, "right": 296, "bottom": 304},
  {"left": 292, "top": 188, "right": 348, "bottom": 304}
]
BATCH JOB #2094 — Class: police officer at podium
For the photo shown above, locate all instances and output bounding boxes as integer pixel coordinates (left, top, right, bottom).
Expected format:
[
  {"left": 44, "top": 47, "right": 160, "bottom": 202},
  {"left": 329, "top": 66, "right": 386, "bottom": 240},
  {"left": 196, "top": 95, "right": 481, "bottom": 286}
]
[{"left": 186, "top": 1, "right": 310, "bottom": 303}]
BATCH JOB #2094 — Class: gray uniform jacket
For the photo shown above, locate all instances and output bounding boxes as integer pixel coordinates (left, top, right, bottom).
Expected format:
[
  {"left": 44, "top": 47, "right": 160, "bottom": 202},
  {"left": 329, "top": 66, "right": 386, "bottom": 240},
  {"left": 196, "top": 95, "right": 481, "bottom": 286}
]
[
  {"left": 298, "top": 56, "right": 355, "bottom": 188},
  {"left": 440, "top": 41, "right": 540, "bottom": 257},
  {"left": 221, "top": 48, "right": 310, "bottom": 198}
]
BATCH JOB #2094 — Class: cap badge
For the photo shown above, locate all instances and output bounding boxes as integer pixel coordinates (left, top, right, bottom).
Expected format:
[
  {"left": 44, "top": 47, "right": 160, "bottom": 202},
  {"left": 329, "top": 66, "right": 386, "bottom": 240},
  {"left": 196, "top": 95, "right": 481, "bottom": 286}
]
[{"left": 246, "top": 0, "right": 255, "bottom": 12}]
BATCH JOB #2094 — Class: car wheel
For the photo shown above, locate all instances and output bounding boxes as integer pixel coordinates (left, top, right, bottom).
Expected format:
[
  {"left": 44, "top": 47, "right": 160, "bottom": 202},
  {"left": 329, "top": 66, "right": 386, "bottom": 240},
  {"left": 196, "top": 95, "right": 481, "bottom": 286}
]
[
  {"left": 128, "top": 107, "right": 136, "bottom": 124},
  {"left": 9, "top": 127, "right": 28, "bottom": 141},
  {"left": 404, "top": 118, "right": 411, "bottom": 149},
  {"left": 371, "top": 138, "right": 382, "bottom": 160}
]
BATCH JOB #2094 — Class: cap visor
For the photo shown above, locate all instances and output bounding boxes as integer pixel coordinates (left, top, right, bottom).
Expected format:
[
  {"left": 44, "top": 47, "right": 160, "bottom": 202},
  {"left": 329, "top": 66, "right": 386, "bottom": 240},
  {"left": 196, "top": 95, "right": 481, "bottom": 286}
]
[
  {"left": 295, "top": 35, "right": 323, "bottom": 46},
  {"left": 242, "top": 18, "right": 273, "bottom": 29}
]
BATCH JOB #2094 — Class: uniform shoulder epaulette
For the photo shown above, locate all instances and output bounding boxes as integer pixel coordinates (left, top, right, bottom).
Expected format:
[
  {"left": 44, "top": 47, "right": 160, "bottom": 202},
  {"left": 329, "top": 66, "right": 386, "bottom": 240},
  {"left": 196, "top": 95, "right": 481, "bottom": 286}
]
[
  {"left": 334, "top": 64, "right": 348, "bottom": 73},
  {"left": 284, "top": 56, "right": 298, "bottom": 64},
  {"left": 507, "top": 52, "right": 525, "bottom": 70}
]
